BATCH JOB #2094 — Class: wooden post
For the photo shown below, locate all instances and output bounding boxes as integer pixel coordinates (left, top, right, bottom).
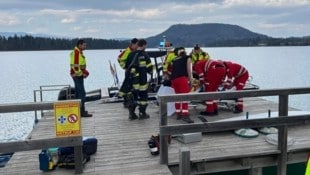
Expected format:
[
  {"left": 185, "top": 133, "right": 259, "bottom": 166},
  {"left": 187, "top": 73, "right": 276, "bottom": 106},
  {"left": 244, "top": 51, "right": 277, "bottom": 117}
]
[
  {"left": 249, "top": 168, "right": 262, "bottom": 175},
  {"left": 277, "top": 94, "right": 289, "bottom": 175},
  {"left": 159, "top": 97, "right": 168, "bottom": 164},
  {"left": 179, "top": 147, "right": 190, "bottom": 175},
  {"left": 74, "top": 145, "right": 84, "bottom": 174}
]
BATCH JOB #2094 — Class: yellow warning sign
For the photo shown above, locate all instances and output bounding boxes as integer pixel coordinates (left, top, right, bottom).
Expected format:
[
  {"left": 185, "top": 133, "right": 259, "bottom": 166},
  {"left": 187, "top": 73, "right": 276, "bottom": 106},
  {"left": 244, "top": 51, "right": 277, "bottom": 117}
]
[{"left": 54, "top": 101, "right": 81, "bottom": 137}]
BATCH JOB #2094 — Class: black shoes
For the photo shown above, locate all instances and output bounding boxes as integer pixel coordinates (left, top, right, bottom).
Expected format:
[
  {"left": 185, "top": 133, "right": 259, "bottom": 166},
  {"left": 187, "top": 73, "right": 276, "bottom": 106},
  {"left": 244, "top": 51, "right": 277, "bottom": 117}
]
[
  {"left": 139, "top": 112, "right": 150, "bottom": 120},
  {"left": 129, "top": 113, "right": 138, "bottom": 120},
  {"left": 129, "top": 112, "right": 150, "bottom": 120},
  {"left": 233, "top": 107, "right": 243, "bottom": 113},
  {"left": 181, "top": 117, "right": 194, "bottom": 123},
  {"left": 81, "top": 112, "right": 92, "bottom": 117},
  {"left": 200, "top": 110, "right": 218, "bottom": 116}
]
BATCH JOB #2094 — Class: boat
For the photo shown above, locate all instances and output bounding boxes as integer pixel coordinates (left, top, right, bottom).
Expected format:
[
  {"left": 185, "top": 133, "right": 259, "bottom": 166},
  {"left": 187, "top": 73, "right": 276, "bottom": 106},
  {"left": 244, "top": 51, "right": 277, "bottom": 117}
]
[
  {"left": 57, "top": 38, "right": 259, "bottom": 103},
  {"left": 0, "top": 153, "right": 13, "bottom": 168}
]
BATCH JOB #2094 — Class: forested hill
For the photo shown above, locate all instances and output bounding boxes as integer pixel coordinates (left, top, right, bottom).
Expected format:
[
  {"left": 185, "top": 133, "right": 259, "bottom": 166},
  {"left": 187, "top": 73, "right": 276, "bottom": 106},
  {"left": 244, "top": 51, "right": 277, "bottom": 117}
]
[
  {"left": 146, "top": 23, "right": 309, "bottom": 47},
  {"left": 0, "top": 23, "right": 309, "bottom": 51}
]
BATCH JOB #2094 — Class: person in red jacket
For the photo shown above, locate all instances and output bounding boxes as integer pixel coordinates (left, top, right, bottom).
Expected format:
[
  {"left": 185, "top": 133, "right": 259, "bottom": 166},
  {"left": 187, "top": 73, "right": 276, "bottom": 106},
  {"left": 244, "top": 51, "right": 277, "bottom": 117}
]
[
  {"left": 170, "top": 47, "right": 194, "bottom": 123},
  {"left": 222, "top": 61, "right": 249, "bottom": 113},
  {"left": 194, "top": 58, "right": 226, "bottom": 116}
]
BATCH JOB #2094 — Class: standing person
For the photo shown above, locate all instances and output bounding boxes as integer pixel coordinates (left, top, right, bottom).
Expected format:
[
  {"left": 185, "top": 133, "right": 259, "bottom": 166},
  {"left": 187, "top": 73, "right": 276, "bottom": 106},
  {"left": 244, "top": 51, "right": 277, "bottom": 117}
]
[
  {"left": 70, "top": 39, "right": 92, "bottom": 117},
  {"left": 190, "top": 44, "right": 209, "bottom": 64},
  {"left": 118, "top": 38, "right": 139, "bottom": 107},
  {"left": 170, "top": 47, "right": 194, "bottom": 123},
  {"left": 125, "top": 39, "right": 153, "bottom": 120},
  {"left": 162, "top": 47, "right": 176, "bottom": 80},
  {"left": 222, "top": 61, "right": 249, "bottom": 113},
  {"left": 190, "top": 44, "right": 209, "bottom": 79},
  {"left": 194, "top": 59, "right": 226, "bottom": 116}
]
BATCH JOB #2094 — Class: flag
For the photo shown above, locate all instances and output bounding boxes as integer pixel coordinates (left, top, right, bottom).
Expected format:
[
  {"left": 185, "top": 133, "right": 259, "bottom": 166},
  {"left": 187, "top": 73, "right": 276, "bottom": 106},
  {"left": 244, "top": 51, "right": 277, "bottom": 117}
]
[
  {"left": 113, "top": 63, "right": 120, "bottom": 87},
  {"left": 109, "top": 60, "right": 120, "bottom": 87},
  {"left": 109, "top": 60, "right": 116, "bottom": 76}
]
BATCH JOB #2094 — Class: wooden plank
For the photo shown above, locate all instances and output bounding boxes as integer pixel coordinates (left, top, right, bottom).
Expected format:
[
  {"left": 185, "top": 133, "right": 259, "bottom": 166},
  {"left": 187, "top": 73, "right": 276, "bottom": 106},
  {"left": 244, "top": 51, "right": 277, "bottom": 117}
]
[
  {"left": 179, "top": 147, "right": 190, "bottom": 175},
  {"left": 2, "top": 96, "right": 310, "bottom": 175},
  {"left": 0, "top": 99, "right": 80, "bottom": 113},
  {"left": 277, "top": 94, "right": 289, "bottom": 175},
  {"left": 158, "top": 87, "right": 310, "bottom": 103},
  {"left": 160, "top": 115, "right": 310, "bottom": 135},
  {"left": 0, "top": 136, "right": 83, "bottom": 153}
]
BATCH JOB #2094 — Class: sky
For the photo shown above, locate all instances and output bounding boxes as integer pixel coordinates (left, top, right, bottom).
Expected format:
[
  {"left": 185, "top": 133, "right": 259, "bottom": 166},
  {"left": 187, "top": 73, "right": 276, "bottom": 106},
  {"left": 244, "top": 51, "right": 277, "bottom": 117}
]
[{"left": 0, "top": 0, "right": 309, "bottom": 39}]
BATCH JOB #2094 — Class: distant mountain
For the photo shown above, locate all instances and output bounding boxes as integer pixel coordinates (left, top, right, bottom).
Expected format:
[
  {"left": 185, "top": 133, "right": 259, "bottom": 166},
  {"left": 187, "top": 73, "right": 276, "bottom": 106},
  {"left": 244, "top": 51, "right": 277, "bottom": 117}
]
[{"left": 146, "top": 23, "right": 270, "bottom": 48}]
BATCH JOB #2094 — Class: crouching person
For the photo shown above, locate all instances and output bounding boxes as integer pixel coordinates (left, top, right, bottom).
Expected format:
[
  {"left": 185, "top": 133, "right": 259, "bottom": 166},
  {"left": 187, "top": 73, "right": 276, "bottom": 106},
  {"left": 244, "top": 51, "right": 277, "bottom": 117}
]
[
  {"left": 194, "top": 58, "right": 226, "bottom": 116},
  {"left": 222, "top": 61, "right": 249, "bottom": 113}
]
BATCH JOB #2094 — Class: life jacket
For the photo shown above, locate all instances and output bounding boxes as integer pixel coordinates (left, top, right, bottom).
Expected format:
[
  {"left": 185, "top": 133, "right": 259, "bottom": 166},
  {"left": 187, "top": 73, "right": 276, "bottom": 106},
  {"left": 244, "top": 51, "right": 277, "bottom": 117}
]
[{"left": 70, "top": 47, "right": 87, "bottom": 77}]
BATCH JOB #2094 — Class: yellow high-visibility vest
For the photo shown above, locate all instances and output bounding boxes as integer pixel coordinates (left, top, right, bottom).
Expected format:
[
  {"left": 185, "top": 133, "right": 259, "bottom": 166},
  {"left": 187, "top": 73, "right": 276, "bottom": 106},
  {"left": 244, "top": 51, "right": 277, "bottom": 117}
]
[
  {"left": 163, "top": 51, "right": 176, "bottom": 74},
  {"left": 305, "top": 156, "right": 310, "bottom": 175},
  {"left": 118, "top": 47, "right": 132, "bottom": 69},
  {"left": 70, "top": 47, "right": 86, "bottom": 76}
]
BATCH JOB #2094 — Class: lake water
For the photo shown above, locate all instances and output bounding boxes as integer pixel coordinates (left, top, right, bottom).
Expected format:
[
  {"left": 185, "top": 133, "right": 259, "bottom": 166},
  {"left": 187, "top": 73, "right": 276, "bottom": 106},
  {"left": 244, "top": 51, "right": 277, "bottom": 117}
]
[{"left": 0, "top": 46, "right": 310, "bottom": 143}]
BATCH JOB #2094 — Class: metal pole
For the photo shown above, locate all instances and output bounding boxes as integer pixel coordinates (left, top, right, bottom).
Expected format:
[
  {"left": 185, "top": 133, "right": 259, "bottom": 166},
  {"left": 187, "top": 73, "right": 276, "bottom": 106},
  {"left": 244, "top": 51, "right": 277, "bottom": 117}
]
[
  {"left": 39, "top": 86, "right": 44, "bottom": 117},
  {"left": 33, "top": 90, "right": 38, "bottom": 124}
]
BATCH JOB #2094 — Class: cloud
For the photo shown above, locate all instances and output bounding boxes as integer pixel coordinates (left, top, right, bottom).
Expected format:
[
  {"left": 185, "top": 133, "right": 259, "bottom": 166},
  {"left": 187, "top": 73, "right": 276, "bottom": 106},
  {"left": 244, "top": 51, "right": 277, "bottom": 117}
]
[
  {"left": 61, "top": 18, "right": 76, "bottom": 23},
  {"left": 0, "top": 0, "right": 309, "bottom": 38},
  {"left": 0, "top": 13, "right": 20, "bottom": 26}
]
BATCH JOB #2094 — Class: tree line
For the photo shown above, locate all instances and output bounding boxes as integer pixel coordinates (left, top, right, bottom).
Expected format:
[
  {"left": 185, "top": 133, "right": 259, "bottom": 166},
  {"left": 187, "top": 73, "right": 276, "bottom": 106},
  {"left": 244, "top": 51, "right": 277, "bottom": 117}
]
[
  {"left": 0, "top": 35, "right": 129, "bottom": 51},
  {"left": 209, "top": 37, "right": 310, "bottom": 47},
  {"left": 0, "top": 34, "right": 309, "bottom": 51}
]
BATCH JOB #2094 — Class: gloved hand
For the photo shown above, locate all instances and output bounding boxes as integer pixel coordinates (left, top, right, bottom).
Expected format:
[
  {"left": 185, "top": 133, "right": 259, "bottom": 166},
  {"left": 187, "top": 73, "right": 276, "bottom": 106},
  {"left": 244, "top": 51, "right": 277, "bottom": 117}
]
[
  {"left": 82, "top": 69, "right": 89, "bottom": 78},
  {"left": 222, "top": 81, "right": 232, "bottom": 90},
  {"left": 70, "top": 69, "right": 76, "bottom": 77}
]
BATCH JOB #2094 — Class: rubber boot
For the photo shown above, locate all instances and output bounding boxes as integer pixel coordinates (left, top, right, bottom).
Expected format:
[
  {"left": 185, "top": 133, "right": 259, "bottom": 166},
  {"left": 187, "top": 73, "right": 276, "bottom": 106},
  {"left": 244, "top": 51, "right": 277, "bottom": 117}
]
[
  {"left": 139, "top": 105, "right": 150, "bottom": 120},
  {"left": 127, "top": 95, "right": 138, "bottom": 120},
  {"left": 128, "top": 104, "right": 138, "bottom": 120},
  {"left": 123, "top": 94, "right": 129, "bottom": 108}
]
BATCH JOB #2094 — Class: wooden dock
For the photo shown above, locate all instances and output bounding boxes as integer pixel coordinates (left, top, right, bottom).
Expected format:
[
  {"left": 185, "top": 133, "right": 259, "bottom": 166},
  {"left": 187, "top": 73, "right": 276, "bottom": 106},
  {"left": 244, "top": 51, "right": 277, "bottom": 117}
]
[{"left": 0, "top": 96, "right": 310, "bottom": 174}]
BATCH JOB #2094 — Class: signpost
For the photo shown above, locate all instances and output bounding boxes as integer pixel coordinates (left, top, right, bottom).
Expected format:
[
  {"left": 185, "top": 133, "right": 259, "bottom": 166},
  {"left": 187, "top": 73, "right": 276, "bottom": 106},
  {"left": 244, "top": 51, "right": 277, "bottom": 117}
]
[{"left": 54, "top": 100, "right": 81, "bottom": 137}]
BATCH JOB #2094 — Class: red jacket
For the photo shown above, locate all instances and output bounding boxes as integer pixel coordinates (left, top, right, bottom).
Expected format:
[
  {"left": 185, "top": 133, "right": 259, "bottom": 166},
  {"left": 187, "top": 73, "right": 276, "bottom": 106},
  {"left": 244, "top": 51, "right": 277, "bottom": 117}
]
[{"left": 223, "top": 61, "right": 247, "bottom": 80}]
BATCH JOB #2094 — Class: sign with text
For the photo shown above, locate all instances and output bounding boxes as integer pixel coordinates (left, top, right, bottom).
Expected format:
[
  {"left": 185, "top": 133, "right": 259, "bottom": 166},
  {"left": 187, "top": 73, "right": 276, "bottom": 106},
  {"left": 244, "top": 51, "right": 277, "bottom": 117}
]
[{"left": 54, "top": 101, "right": 81, "bottom": 137}]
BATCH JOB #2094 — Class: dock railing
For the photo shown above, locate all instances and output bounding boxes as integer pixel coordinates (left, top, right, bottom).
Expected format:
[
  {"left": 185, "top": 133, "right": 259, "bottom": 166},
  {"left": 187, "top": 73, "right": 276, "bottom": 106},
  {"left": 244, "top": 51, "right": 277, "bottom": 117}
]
[
  {"left": 158, "top": 87, "right": 310, "bottom": 175},
  {"left": 0, "top": 100, "right": 84, "bottom": 174},
  {"left": 33, "top": 84, "right": 72, "bottom": 123}
]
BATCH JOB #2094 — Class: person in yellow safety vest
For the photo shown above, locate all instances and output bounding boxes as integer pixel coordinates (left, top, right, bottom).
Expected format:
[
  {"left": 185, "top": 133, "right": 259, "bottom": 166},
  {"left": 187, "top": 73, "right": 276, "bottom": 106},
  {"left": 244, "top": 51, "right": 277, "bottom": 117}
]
[
  {"left": 118, "top": 38, "right": 139, "bottom": 107},
  {"left": 163, "top": 47, "right": 177, "bottom": 80},
  {"left": 305, "top": 155, "right": 310, "bottom": 175},
  {"left": 190, "top": 44, "right": 209, "bottom": 79},
  {"left": 118, "top": 38, "right": 139, "bottom": 69},
  {"left": 190, "top": 44, "right": 209, "bottom": 64},
  {"left": 70, "top": 39, "right": 92, "bottom": 117}
]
